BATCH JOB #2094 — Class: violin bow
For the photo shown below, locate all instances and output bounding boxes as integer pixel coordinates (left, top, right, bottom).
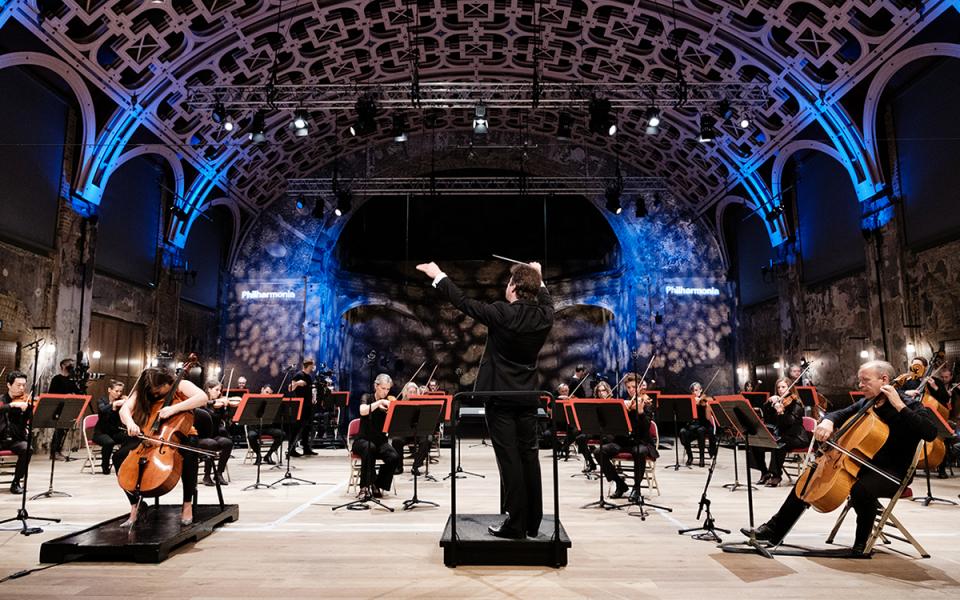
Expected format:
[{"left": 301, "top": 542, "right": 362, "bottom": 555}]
[
  {"left": 701, "top": 368, "right": 722, "bottom": 397},
  {"left": 424, "top": 363, "right": 439, "bottom": 388},
  {"left": 399, "top": 360, "right": 427, "bottom": 397},
  {"left": 568, "top": 367, "right": 590, "bottom": 397},
  {"left": 783, "top": 360, "right": 815, "bottom": 396},
  {"left": 135, "top": 434, "right": 220, "bottom": 458}
]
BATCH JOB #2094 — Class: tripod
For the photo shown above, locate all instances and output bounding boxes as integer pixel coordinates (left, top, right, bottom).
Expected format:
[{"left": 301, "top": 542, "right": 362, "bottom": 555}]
[
  {"left": 0, "top": 335, "right": 59, "bottom": 535},
  {"left": 269, "top": 401, "right": 316, "bottom": 487},
  {"left": 679, "top": 448, "right": 729, "bottom": 540},
  {"left": 722, "top": 438, "right": 755, "bottom": 491},
  {"left": 909, "top": 443, "right": 957, "bottom": 507},
  {"left": 442, "top": 406, "right": 484, "bottom": 480},
  {"left": 243, "top": 416, "right": 272, "bottom": 491}
]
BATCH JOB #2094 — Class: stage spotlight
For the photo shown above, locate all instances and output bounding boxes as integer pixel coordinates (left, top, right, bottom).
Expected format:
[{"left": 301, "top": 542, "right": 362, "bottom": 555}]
[
  {"left": 645, "top": 106, "right": 661, "bottom": 128},
  {"left": 718, "top": 100, "right": 734, "bottom": 121},
  {"left": 295, "top": 197, "right": 305, "bottom": 211},
  {"left": 334, "top": 189, "right": 352, "bottom": 217},
  {"left": 859, "top": 350, "right": 869, "bottom": 359},
  {"left": 392, "top": 113, "right": 408, "bottom": 142},
  {"left": 222, "top": 115, "right": 234, "bottom": 132},
  {"left": 290, "top": 110, "right": 309, "bottom": 137},
  {"left": 473, "top": 104, "right": 489, "bottom": 135},
  {"left": 350, "top": 96, "right": 378, "bottom": 136},
  {"left": 604, "top": 184, "right": 622, "bottom": 215},
  {"left": 589, "top": 98, "right": 616, "bottom": 136},
  {"left": 312, "top": 197, "right": 324, "bottom": 219},
  {"left": 698, "top": 113, "right": 717, "bottom": 143},
  {"left": 765, "top": 204, "right": 784, "bottom": 222},
  {"left": 635, "top": 195, "right": 648, "bottom": 219},
  {"left": 248, "top": 109, "right": 267, "bottom": 144},
  {"left": 556, "top": 112, "right": 573, "bottom": 140},
  {"left": 212, "top": 102, "right": 226, "bottom": 125},
  {"left": 739, "top": 115, "right": 751, "bottom": 129}
]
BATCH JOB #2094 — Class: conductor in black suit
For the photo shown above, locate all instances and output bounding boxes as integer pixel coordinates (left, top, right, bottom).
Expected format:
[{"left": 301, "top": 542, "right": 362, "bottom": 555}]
[{"left": 417, "top": 260, "right": 554, "bottom": 539}]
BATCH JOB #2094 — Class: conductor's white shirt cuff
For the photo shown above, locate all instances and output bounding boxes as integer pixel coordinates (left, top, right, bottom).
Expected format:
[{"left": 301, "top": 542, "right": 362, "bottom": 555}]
[{"left": 431, "top": 273, "right": 448, "bottom": 288}]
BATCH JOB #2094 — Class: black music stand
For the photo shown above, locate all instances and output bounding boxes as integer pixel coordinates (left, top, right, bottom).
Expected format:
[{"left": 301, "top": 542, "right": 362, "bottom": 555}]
[
  {"left": 30, "top": 394, "right": 92, "bottom": 500},
  {"left": 910, "top": 410, "right": 957, "bottom": 507},
  {"left": 443, "top": 398, "right": 484, "bottom": 481},
  {"left": 656, "top": 395, "right": 696, "bottom": 470},
  {"left": 714, "top": 396, "right": 779, "bottom": 559},
  {"left": 268, "top": 398, "right": 316, "bottom": 487},
  {"left": 679, "top": 400, "right": 732, "bottom": 541},
  {"left": 570, "top": 399, "right": 632, "bottom": 510},
  {"left": 231, "top": 394, "right": 284, "bottom": 491},
  {"left": 385, "top": 400, "right": 445, "bottom": 510},
  {"left": 406, "top": 394, "right": 451, "bottom": 482}
]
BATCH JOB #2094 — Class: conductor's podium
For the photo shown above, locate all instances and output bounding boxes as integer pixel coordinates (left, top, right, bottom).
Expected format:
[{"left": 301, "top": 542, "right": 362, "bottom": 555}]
[{"left": 440, "top": 514, "right": 571, "bottom": 567}]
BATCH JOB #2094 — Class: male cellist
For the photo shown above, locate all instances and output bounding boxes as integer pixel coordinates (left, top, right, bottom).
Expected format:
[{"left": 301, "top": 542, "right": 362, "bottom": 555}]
[{"left": 742, "top": 360, "right": 937, "bottom": 555}]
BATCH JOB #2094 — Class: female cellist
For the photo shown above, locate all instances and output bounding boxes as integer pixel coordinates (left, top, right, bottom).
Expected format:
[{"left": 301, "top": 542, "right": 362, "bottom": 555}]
[
  {"left": 743, "top": 360, "right": 937, "bottom": 555},
  {"left": 748, "top": 378, "right": 809, "bottom": 487},
  {"left": 114, "top": 366, "right": 209, "bottom": 526}
]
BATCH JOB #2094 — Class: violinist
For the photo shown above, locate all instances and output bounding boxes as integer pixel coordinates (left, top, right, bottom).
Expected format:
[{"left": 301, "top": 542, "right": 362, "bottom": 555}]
[
  {"left": 595, "top": 375, "right": 658, "bottom": 502},
  {"left": 426, "top": 379, "right": 440, "bottom": 393},
  {"left": 246, "top": 385, "right": 284, "bottom": 465},
  {"left": 197, "top": 380, "right": 237, "bottom": 486},
  {"left": 92, "top": 380, "right": 129, "bottom": 475},
  {"left": 391, "top": 381, "right": 431, "bottom": 476},
  {"left": 895, "top": 357, "right": 928, "bottom": 398},
  {"left": 748, "top": 378, "right": 810, "bottom": 487},
  {"left": 354, "top": 373, "right": 401, "bottom": 498},
  {"left": 741, "top": 380, "right": 755, "bottom": 393},
  {"left": 114, "top": 367, "right": 209, "bottom": 527},
  {"left": 679, "top": 381, "right": 718, "bottom": 467},
  {"left": 0, "top": 371, "right": 32, "bottom": 494},
  {"left": 743, "top": 360, "right": 937, "bottom": 555}
]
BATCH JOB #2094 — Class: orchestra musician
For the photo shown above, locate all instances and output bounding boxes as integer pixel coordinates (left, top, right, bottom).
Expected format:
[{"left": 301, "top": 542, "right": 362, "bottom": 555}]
[
  {"left": 568, "top": 365, "right": 589, "bottom": 399},
  {"left": 355, "top": 373, "right": 401, "bottom": 498},
  {"left": 748, "top": 377, "right": 810, "bottom": 488},
  {"left": 114, "top": 367, "right": 209, "bottom": 526},
  {"left": 558, "top": 381, "right": 598, "bottom": 471},
  {"left": 595, "top": 375, "right": 658, "bottom": 502},
  {"left": 741, "top": 380, "right": 755, "bottom": 393},
  {"left": 743, "top": 360, "right": 938, "bottom": 555},
  {"left": 198, "top": 380, "right": 237, "bottom": 486},
  {"left": 288, "top": 359, "right": 318, "bottom": 457},
  {"left": 391, "top": 381, "right": 432, "bottom": 476},
  {"left": 1, "top": 371, "right": 32, "bottom": 494},
  {"left": 426, "top": 379, "right": 440, "bottom": 393},
  {"left": 679, "top": 381, "right": 718, "bottom": 467},
  {"left": 417, "top": 260, "right": 553, "bottom": 539},
  {"left": 246, "top": 385, "right": 284, "bottom": 465},
  {"left": 92, "top": 380, "right": 129, "bottom": 475}
]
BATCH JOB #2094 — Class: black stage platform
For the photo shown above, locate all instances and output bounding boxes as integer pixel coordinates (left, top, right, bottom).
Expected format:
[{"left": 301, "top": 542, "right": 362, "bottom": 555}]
[
  {"left": 440, "top": 514, "right": 571, "bottom": 568},
  {"left": 40, "top": 504, "right": 239, "bottom": 564}
]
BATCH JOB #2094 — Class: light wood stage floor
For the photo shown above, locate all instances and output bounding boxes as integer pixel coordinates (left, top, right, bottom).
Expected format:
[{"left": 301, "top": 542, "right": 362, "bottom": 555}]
[{"left": 2, "top": 444, "right": 959, "bottom": 599}]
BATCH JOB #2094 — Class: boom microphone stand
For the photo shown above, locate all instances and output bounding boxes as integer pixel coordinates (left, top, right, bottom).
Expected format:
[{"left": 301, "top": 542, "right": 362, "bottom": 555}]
[{"left": 0, "top": 335, "right": 59, "bottom": 535}]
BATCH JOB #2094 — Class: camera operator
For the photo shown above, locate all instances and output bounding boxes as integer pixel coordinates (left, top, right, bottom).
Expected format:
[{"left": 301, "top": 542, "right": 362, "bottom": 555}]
[{"left": 48, "top": 357, "right": 82, "bottom": 459}]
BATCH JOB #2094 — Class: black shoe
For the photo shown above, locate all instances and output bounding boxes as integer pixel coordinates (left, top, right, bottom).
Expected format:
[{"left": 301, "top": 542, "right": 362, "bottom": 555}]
[
  {"left": 610, "top": 480, "right": 629, "bottom": 499},
  {"left": 371, "top": 486, "right": 383, "bottom": 498},
  {"left": 488, "top": 521, "right": 526, "bottom": 539},
  {"left": 757, "top": 473, "right": 771, "bottom": 485},
  {"left": 288, "top": 449, "right": 302, "bottom": 458},
  {"left": 765, "top": 476, "right": 782, "bottom": 487},
  {"left": 740, "top": 524, "right": 782, "bottom": 545},
  {"left": 101, "top": 465, "right": 112, "bottom": 475},
  {"left": 685, "top": 449, "right": 693, "bottom": 466},
  {"left": 302, "top": 448, "right": 317, "bottom": 456},
  {"left": 202, "top": 475, "right": 215, "bottom": 487},
  {"left": 526, "top": 527, "right": 540, "bottom": 537},
  {"left": 9, "top": 481, "right": 24, "bottom": 495},
  {"left": 699, "top": 456, "right": 705, "bottom": 468},
  {"left": 411, "top": 467, "right": 422, "bottom": 477},
  {"left": 628, "top": 488, "right": 641, "bottom": 503},
  {"left": 216, "top": 473, "right": 229, "bottom": 486},
  {"left": 851, "top": 542, "right": 869, "bottom": 557},
  {"left": 264, "top": 455, "right": 276, "bottom": 465}
]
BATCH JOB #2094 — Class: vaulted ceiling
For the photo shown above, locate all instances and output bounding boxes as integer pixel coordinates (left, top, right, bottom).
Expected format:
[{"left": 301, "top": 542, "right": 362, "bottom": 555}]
[{"left": 3, "top": 0, "right": 945, "bottom": 241}]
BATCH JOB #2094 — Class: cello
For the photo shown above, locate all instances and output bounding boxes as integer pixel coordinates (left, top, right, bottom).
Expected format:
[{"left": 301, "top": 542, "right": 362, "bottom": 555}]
[
  {"left": 117, "top": 354, "right": 217, "bottom": 499},
  {"left": 893, "top": 358, "right": 947, "bottom": 471},
  {"left": 794, "top": 393, "right": 901, "bottom": 513}
]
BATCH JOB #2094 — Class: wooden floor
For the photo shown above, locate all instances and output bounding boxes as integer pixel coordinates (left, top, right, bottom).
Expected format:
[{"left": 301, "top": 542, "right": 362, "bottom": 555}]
[{"left": 2, "top": 443, "right": 960, "bottom": 599}]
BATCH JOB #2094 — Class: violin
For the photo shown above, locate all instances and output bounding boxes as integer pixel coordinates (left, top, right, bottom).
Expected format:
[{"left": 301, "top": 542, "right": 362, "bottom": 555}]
[
  {"left": 117, "top": 354, "right": 209, "bottom": 499},
  {"left": 892, "top": 362, "right": 924, "bottom": 388}
]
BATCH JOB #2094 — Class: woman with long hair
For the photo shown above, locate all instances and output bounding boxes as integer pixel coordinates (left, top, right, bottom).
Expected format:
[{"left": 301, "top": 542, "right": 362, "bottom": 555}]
[{"left": 115, "top": 367, "right": 209, "bottom": 526}]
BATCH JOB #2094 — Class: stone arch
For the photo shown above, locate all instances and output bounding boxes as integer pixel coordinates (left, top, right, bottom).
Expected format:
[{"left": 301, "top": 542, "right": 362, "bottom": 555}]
[
  {"left": 770, "top": 140, "right": 853, "bottom": 209},
  {"left": 191, "top": 196, "right": 243, "bottom": 264}
]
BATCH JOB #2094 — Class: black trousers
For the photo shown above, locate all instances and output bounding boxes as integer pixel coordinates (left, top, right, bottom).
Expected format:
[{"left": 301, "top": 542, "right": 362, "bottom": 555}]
[
  {"left": 1, "top": 438, "right": 30, "bottom": 481},
  {"left": 92, "top": 431, "right": 129, "bottom": 473},
  {"left": 297, "top": 402, "right": 317, "bottom": 450},
  {"left": 766, "top": 469, "right": 902, "bottom": 547},
  {"left": 353, "top": 438, "right": 400, "bottom": 490},
  {"left": 247, "top": 427, "right": 284, "bottom": 459},
  {"left": 597, "top": 439, "right": 651, "bottom": 486},
  {"left": 679, "top": 422, "right": 717, "bottom": 458},
  {"left": 750, "top": 434, "right": 808, "bottom": 478},
  {"left": 486, "top": 403, "right": 542, "bottom": 533},
  {"left": 198, "top": 435, "right": 233, "bottom": 477},
  {"left": 391, "top": 436, "right": 431, "bottom": 470},
  {"left": 560, "top": 427, "right": 596, "bottom": 468},
  {"left": 113, "top": 438, "right": 199, "bottom": 505}
]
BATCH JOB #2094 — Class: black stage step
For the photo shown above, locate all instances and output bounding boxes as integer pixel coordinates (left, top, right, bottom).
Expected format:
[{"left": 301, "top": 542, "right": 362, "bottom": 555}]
[
  {"left": 40, "top": 504, "right": 239, "bottom": 564},
  {"left": 439, "top": 514, "right": 571, "bottom": 568}
]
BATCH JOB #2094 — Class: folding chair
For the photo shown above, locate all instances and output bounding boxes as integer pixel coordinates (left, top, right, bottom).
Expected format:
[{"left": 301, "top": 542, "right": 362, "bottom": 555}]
[
  {"left": 612, "top": 421, "right": 661, "bottom": 496},
  {"left": 345, "top": 418, "right": 397, "bottom": 497},
  {"left": 825, "top": 441, "right": 929, "bottom": 558},
  {"left": 81, "top": 413, "right": 102, "bottom": 475}
]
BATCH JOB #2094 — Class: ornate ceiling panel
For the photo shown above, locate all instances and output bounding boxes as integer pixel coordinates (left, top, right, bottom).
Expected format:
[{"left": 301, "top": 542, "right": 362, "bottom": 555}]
[{"left": 13, "top": 0, "right": 935, "bottom": 216}]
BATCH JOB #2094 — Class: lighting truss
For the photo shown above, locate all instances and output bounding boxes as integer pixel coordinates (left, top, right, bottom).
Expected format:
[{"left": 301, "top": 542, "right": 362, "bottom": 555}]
[
  {"left": 188, "top": 82, "right": 767, "bottom": 111},
  {"left": 287, "top": 176, "right": 668, "bottom": 197}
]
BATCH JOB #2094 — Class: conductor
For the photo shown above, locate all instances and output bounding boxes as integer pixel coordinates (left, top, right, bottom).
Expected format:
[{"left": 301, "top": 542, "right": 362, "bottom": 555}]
[{"left": 417, "top": 260, "right": 554, "bottom": 539}]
